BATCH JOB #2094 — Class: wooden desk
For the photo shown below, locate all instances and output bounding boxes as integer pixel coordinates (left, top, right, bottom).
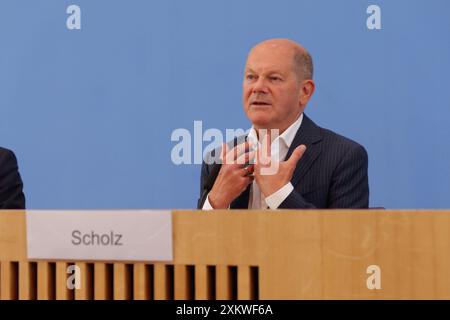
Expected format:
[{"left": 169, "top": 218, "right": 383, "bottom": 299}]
[{"left": 1, "top": 210, "right": 450, "bottom": 299}]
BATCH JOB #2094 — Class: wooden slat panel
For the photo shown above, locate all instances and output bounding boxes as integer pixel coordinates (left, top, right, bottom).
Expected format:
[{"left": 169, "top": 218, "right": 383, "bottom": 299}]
[
  {"left": 113, "top": 263, "right": 131, "bottom": 300},
  {"left": 216, "top": 266, "right": 235, "bottom": 300},
  {"left": 154, "top": 264, "right": 172, "bottom": 300},
  {"left": 0, "top": 261, "right": 18, "bottom": 300},
  {"left": 237, "top": 266, "right": 251, "bottom": 300},
  {"left": 55, "top": 262, "right": 73, "bottom": 300},
  {"left": 94, "top": 263, "right": 112, "bottom": 300},
  {"left": 133, "top": 263, "right": 151, "bottom": 300},
  {"left": 37, "top": 262, "right": 55, "bottom": 300},
  {"left": 19, "top": 262, "right": 36, "bottom": 300},
  {"left": 174, "top": 265, "right": 187, "bottom": 300},
  {"left": 74, "top": 262, "right": 92, "bottom": 300},
  {"left": 195, "top": 265, "right": 214, "bottom": 300}
]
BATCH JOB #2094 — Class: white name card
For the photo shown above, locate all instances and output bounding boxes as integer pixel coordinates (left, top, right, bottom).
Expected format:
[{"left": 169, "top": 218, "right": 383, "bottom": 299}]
[{"left": 26, "top": 210, "right": 173, "bottom": 262}]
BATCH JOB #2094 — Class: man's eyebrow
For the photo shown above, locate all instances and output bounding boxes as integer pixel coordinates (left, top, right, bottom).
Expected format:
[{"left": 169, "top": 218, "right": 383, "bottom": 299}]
[{"left": 245, "top": 68, "right": 283, "bottom": 75}]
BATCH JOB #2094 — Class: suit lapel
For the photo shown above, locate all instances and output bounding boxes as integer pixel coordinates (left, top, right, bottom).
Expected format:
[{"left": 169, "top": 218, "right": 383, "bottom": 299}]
[{"left": 285, "top": 114, "right": 323, "bottom": 187}]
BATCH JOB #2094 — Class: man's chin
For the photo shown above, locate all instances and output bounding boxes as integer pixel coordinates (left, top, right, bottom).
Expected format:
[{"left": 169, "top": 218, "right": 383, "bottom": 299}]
[{"left": 247, "top": 116, "right": 272, "bottom": 128}]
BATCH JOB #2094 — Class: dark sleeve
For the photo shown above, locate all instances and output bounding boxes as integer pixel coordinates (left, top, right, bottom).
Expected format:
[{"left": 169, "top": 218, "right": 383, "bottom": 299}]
[
  {"left": 0, "top": 149, "right": 26, "bottom": 209},
  {"left": 278, "top": 189, "right": 317, "bottom": 209},
  {"left": 197, "top": 160, "right": 210, "bottom": 209},
  {"left": 327, "top": 144, "right": 369, "bottom": 208},
  {"left": 279, "top": 144, "right": 369, "bottom": 209}
]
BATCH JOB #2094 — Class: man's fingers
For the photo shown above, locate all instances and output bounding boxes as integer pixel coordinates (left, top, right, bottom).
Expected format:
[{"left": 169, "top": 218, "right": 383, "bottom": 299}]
[
  {"left": 225, "top": 141, "right": 250, "bottom": 163},
  {"left": 220, "top": 143, "right": 228, "bottom": 164},
  {"left": 246, "top": 164, "right": 255, "bottom": 174},
  {"left": 239, "top": 163, "right": 255, "bottom": 177},
  {"left": 287, "top": 145, "right": 307, "bottom": 167}
]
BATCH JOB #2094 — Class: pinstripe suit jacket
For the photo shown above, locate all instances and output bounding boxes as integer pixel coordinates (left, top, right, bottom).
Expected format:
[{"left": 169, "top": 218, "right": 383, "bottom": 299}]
[
  {"left": 0, "top": 147, "right": 26, "bottom": 209},
  {"left": 197, "top": 114, "right": 369, "bottom": 209}
]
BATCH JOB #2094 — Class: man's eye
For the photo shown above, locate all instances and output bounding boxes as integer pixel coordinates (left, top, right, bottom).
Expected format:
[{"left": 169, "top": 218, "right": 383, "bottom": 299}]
[
  {"left": 246, "top": 74, "right": 256, "bottom": 80},
  {"left": 270, "top": 76, "right": 281, "bottom": 81}
]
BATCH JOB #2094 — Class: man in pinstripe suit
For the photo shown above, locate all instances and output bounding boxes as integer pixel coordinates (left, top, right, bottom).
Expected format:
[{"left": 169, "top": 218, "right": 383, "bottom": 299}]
[{"left": 198, "top": 39, "right": 369, "bottom": 209}]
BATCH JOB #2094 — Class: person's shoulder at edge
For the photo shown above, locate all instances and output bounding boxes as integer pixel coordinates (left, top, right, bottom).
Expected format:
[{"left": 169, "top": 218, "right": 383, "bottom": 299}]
[
  {"left": 0, "top": 146, "right": 18, "bottom": 162},
  {"left": 0, "top": 146, "right": 26, "bottom": 210}
]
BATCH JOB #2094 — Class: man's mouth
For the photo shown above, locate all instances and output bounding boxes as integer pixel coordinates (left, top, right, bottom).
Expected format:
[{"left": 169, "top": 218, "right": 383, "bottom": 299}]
[{"left": 251, "top": 102, "right": 271, "bottom": 106}]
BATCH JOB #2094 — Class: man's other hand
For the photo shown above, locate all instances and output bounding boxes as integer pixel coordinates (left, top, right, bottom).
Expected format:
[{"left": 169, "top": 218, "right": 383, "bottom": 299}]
[{"left": 254, "top": 132, "right": 307, "bottom": 198}]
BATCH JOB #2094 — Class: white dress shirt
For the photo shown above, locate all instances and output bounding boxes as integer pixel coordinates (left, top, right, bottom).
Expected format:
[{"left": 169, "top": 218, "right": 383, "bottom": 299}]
[{"left": 203, "top": 113, "right": 303, "bottom": 210}]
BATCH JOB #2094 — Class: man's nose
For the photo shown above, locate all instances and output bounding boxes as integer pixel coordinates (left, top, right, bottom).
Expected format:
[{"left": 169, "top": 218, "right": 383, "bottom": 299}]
[{"left": 252, "top": 78, "right": 269, "bottom": 94}]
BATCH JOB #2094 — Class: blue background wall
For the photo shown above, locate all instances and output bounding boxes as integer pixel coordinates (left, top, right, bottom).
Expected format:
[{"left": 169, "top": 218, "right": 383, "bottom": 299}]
[{"left": 1, "top": 0, "right": 449, "bottom": 209}]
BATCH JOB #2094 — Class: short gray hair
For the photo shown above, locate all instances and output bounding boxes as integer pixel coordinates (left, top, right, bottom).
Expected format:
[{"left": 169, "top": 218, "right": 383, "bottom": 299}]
[{"left": 293, "top": 49, "right": 313, "bottom": 80}]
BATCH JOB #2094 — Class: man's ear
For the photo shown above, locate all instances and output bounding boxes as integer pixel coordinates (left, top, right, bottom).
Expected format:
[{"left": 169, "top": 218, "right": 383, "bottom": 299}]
[{"left": 299, "top": 80, "right": 315, "bottom": 107}]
